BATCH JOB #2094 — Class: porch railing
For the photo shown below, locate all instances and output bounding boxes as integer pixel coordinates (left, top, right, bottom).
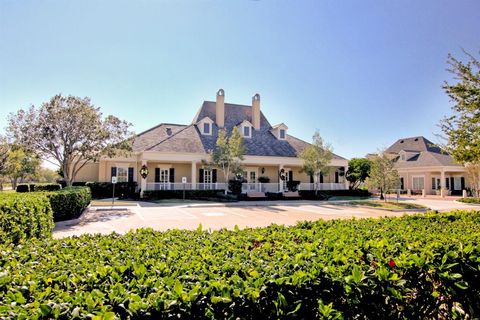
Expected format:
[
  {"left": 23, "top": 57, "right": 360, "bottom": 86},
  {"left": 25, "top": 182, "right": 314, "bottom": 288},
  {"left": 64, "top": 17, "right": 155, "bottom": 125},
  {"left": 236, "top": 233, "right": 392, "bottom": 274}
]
[
  {"left": 298, "top": 183, "right": 347, "bottom": 191},
  {"left": 145, "top": 182, "right": 346, "bottom": 192},
  {"left": 146, "top": 183, "right": 227, "bottom": 191}
]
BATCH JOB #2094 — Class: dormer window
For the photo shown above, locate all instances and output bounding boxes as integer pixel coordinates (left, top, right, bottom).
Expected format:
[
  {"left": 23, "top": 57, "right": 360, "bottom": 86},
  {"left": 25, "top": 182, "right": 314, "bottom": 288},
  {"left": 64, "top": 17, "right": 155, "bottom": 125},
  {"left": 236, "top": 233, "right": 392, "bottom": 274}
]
[
  {"left": 271, "top": 123, "right": 288, "bottom": 140},
  {"left": 197, "top": 116, "right": 214, "bottom": 136},
  {"left": 238, "top": 120, "right": 253, "bottom": 138},
  {"left": 243, "top": 126, "right": 251, "bottom": 138}
]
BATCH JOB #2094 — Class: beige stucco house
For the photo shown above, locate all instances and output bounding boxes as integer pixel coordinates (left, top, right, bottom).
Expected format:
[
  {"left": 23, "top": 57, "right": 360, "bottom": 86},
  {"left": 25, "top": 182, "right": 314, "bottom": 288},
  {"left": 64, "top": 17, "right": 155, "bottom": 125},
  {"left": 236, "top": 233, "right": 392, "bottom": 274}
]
[
  {"left": 76, "top": 89, "right": 349, "bottom": 194},
  {"left": 386, "top": 136, "right": 468, "bottom": 195}
]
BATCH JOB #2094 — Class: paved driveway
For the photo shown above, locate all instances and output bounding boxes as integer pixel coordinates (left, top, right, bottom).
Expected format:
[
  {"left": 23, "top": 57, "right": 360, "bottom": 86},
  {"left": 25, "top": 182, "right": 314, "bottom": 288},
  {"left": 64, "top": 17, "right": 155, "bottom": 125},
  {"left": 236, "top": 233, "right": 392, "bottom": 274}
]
[{"left": 53, "top": 199, "right": 479, "bottom": 238}]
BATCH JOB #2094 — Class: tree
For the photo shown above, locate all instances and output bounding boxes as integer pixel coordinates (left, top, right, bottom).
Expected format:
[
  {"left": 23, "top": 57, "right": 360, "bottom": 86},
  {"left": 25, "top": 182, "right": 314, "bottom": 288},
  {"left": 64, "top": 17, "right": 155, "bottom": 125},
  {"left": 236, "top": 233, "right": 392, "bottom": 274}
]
[
  {"left": 300, "top": 130, "right": 333, "bottom": 194},
  {"left": 4, "top": 146, "right": 41, "bottom": 189},
  {"left": 0, "top": 136, "right": 10, "bottom": 191},
  {"left": 8, "top": 94, "right": 133, "bottom": 186},
  {"left": 346, "top": 158, "right": 372, "bottom": 189},
  {"left": 439, "top": 50, "right": 480, "bottom": 197},
  {"left": 209, "top": 127, "right": 245, "bottom": 194},
  {"left": 365, "top": 152, "right": 399, "bottom": 201},
  {"left": 34, "top": 167, "right": 61, "bottom": 183}
]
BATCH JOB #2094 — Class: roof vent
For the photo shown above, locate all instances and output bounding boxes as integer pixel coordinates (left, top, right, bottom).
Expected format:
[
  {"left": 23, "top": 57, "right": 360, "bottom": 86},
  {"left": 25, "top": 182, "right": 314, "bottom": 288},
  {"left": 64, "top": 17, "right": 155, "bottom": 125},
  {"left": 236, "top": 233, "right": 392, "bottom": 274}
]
[
  {"left": 400, "top": 140, "right": 404, "bottom": 143},
  {"left": 414, "top": 138, "right": 419, "bottom": 141},
  {"left": 166, "top": 128, "right": 172, "bottom": 136}
]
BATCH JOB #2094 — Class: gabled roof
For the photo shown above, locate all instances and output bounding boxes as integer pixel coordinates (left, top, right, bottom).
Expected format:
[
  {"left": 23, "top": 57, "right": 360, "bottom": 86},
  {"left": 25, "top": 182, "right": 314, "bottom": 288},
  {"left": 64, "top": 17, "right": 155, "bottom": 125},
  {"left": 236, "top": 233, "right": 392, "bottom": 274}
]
[
  {"left": 133, "top": 100, "right": 346, "bottom": 160},
  {"left": 386, "top": 136, "right": 443, "bottom": 154},
  {"left": 386, "top": 136, "right": 462, "bottom": 168},
  {"left": 132, "top": 123, "right": 186, "bottom": 151}
]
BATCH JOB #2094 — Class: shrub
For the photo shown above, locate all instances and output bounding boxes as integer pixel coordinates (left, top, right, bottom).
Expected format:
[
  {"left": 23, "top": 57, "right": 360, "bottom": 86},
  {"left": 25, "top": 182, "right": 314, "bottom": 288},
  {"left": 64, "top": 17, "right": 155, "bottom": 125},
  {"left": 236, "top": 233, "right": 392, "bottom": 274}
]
[
  {"left": 85, "top": 182, "right": 137, "bottom": 199},
  {"left": 458, "top": 197, "right": 480, "bottom": 204},
  {"left": 72, "top": 181, "right": 88, "bottom": 186},
  {"left": 15, "top": 184, "right": 30, "bottom": 193},
  {"left": 258, "top": 176, "right": 270, "bottom": 183},
  {"left": 30, "top": 183, "right": 62, "bottom": 192},
  {"left": 286, "top": 180, "right": 300, "bottom": 191},
  {"left": 0, "top": 193, "right": 53, "bottom": 244},
  {"left": 300, "top": 189, "right": 371, "bottom": 200},
  {"left": 46, "top": 187, "right": 92, "bottom": 221},
  {"left": 1, "top": 211, "right": 480, "bottom": 318},
  {"left": 228, "top": 179, "right": 244, "bottom": 195}
]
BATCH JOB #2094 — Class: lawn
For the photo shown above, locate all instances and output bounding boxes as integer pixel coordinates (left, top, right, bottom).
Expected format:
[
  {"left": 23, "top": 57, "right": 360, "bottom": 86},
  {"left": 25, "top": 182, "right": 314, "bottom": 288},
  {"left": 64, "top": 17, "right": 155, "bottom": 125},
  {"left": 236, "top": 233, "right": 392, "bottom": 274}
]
[{"left": 345, "top": 200, "right": 427, "bottom": 210}]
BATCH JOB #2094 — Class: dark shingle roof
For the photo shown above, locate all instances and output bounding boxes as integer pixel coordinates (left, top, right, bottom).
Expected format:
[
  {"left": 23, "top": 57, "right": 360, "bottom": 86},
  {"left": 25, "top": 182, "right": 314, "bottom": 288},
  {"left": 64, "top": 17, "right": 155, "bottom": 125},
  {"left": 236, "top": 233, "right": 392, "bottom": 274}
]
[
  {"left": 386, "top": 136, "right": 462, "bottom": 168},
  {"left": 132, "top": 124, "right": 186, "bottom": 151},
  {"left": 134, "top": 101, "right": 345, "bottom": 159}
]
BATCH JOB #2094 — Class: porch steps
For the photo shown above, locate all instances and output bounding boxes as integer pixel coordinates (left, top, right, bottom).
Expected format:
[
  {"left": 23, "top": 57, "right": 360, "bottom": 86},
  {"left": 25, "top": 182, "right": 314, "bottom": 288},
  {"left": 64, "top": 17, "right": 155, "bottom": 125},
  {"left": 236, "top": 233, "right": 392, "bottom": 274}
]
[
  {"left": 246, "top": 192, "right": 267, "bottom": 199},
  {"left": 282, "top": 191, "right": 301, "bottom": 199}
]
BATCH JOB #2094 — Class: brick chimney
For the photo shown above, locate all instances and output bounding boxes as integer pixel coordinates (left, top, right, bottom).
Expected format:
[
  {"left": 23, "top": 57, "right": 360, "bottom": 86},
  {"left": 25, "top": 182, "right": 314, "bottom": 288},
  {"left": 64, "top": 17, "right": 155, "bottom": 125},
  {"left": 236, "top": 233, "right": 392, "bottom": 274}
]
[
  {"left": 252, "top": 93, "right": 260, "bottom": 130},
  {"left": 216, "top": 89, "right": 225, "bottom": 128}
]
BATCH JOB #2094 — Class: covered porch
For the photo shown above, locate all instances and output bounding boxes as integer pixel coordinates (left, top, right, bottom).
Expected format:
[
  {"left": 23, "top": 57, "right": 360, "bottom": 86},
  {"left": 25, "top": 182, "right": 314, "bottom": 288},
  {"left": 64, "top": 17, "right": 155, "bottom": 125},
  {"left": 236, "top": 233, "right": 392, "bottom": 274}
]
[{"left": 399, "top": 167, "right": 468, "bottom": 196}]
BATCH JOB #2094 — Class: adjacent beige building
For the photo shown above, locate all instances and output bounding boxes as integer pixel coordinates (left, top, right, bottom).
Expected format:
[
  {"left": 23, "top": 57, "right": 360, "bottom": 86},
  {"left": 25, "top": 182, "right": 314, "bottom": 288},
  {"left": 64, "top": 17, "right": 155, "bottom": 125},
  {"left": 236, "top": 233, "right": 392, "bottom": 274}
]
[
  {"left": 385, "top": 136, "right": 468, "bottom": 195},
  {"left": 76, "top": 89, "right": 349, "bottom": 194}
]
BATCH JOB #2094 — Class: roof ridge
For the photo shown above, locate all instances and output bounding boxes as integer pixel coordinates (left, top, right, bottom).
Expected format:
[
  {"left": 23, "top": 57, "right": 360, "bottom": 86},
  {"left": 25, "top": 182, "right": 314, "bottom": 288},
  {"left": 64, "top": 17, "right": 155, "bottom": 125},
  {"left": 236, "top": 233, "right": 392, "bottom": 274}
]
[
  {"left": 135, "top": 122, "right": 187, "bottom": 137},
  {"left": 145, "top": 124, "right": 195, "bottom": 151}
]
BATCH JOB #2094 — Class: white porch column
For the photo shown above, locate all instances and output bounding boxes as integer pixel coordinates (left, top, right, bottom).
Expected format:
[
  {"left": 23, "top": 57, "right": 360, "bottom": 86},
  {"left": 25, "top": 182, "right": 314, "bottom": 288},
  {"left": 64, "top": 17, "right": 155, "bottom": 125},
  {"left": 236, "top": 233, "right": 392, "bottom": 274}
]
[
  {"left": 191, "top": 161, "right": 197, "bottom": 189},
  {"left": 440, "top": 170, "right": 446, "bottom": 198},
  {"left": 140, "top": 160, "right": 147, "bottom": 198},
  {"left": 344, "top": 166, "right": 349, "bottom": 190}
]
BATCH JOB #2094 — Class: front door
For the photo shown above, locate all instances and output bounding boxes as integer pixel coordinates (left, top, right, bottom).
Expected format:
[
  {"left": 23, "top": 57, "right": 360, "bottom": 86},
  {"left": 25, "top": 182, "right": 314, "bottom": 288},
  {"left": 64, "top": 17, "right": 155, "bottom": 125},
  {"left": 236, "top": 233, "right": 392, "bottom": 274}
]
[{"left": 243, "top": 170, "right": 257, "bottom": 191}]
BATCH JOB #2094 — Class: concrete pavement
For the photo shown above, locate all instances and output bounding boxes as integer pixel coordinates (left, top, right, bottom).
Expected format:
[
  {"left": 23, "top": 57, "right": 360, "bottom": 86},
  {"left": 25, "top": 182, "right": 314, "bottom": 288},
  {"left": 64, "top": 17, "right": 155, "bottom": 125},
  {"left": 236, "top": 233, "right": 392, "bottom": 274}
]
[{"left": 53, "top": 198, "right": 479, "bottom": 238}]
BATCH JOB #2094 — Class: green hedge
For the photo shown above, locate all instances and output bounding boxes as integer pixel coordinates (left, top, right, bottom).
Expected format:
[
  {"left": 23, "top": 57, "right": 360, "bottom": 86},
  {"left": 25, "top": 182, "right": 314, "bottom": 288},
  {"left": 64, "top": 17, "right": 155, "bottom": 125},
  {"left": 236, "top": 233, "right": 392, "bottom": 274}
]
[
  {"left": 84, "top": 182, "right": 138, "bottom": 199},
  {"left": 46, "top": 187, "right": 91, "bottom": 221},
  {"left": 16, "top": 183, "right": 62, "bottom": 193},
  {"left": 143, "top": 189, "right": 228, "bottom": 200},
  {"left": 0, "top": 193, "right": 53, "bottom": 244},
  {"left": 299, "top": 189, "right": 371, "bottom": 200},
  {"left": 1, "top": 211, "right": 479, "bottom": 318},
  {"left": 458, "top": 197, "right": 480, "bottom": 204}
]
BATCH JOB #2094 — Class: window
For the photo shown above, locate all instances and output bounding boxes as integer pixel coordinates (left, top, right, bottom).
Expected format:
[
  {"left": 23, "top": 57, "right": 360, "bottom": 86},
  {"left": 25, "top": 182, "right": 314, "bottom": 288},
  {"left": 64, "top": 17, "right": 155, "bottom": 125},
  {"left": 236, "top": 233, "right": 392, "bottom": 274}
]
[
  {"left": 412, "top": 177, "right": 424, "bottom": 190},
  {"left": 203, "top": 123, "right": 210, "bottom": 134},
  {"left": 117, "top": 167, "right": 128, "bottom": 182},
  {"left": 243, "top": 126, "right": 251, "bottom": 137},
  {"left": 279, "top": 129, "right": 286, "bottom": 139},
  {"left": 401, "top": 154, "right": 405, "bottom": 161},
  {"left": 204, "top": 170, "right": 212, "bottom": 184}
]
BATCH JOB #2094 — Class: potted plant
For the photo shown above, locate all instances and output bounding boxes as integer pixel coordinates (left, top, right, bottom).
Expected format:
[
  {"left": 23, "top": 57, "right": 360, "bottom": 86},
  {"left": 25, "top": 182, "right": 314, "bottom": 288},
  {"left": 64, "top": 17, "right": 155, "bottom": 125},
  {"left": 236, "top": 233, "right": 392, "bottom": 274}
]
[{"left": 258, "top": 176, "right": 270, "bottom": 183}]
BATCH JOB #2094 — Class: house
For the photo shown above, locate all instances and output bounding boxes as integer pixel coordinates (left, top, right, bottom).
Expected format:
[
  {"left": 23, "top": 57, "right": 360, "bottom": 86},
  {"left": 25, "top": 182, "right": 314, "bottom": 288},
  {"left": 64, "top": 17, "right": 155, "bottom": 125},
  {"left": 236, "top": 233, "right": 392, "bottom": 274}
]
[
  {"left": 76, "top": 89, "right": 349, "bottom": 194},
  {"left": 385, "top": 136, "right": 468, "bottom": 195}
]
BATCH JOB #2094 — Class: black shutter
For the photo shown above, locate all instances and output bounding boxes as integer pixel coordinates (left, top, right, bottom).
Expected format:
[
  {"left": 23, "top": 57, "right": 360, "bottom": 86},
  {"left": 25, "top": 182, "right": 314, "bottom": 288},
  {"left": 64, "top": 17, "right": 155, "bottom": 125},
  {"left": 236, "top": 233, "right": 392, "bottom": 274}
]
[
  {"left": 199, "top": 169, "right": 204, "bottom": 183},
  {"left": 212, "top": 169, "right": 217, "bottom": 183},
  {"left": 320, "top": 173, "right": 324, "bottom": 183},
  {"left": 446, "top": 178, "right": 449, "bottom": 189},
  {"left": 155, "top": 168, "right": 160, "bottom": 182},
  {"left": 450, "top": 177, "right": 454, "bottom": 190},
  {"left": 169, "top": 168, "right": 175, "bottom": 183},
  {"left": 288, "top": 170, "right": 293, "bottom": 182},
  {"left": 400, "top": 177, "right": 404, "bottom": 190},
  {"left": 309, "top": 175, "right": 314, "bottom": 183},
  {"left": 111, "top": 167, "right": 117, "bottom": 178},
  {"left": 335, "top": 171, "right": 339, "bottom": 183},
  {"left": 461, "top": 177, "right": 465, "bottom": 190},
  {"left": 128, "top": 167, "right": 134, "bottom": 182}
]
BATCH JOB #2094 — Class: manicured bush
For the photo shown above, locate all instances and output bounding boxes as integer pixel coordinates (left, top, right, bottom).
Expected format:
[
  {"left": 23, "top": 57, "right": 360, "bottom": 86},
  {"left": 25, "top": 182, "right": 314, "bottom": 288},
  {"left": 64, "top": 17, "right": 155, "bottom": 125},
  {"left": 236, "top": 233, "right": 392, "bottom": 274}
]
[
  {"left": 458, "top": 197, "right": 480, "bottom": 204},
  {"left": 15, "top": 184, "right": 30, "bottom": 193},
  {"left": 0, "top": 211, "right": 479, "bottom": 318},
  {"left": 142, "top": 189, "right": 229, "bottom": 201},
  {"left": 300, "top": 189, "right": 371, "bottom": 200},
  {"left": 46, "top": 187, "right": 92, "bottom": 221},
  {"left": 71, "top": 181, "right": 88, "bottom": 186},
  {"left": 228, "top": 179, "right": 244, "bottom": 195},
  {"left": 0, "top": 193, "right": 54, "bottom": 244},
  {"left": 286, "top": 180, "right": 300, "bottom": 191},
  {"left": 31, "top": 183, "right": 62, "bottom": 192},
  {"left": 85, "top": 182, "right": 138, "bottom": 199}
]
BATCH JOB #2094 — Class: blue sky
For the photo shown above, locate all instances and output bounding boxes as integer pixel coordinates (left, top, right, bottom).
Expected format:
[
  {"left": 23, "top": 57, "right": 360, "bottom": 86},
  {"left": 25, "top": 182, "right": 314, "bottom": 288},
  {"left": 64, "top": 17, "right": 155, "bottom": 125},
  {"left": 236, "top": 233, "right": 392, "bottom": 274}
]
[{"left": 1, "top": 0, "right": 479, "bottom": 160}]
